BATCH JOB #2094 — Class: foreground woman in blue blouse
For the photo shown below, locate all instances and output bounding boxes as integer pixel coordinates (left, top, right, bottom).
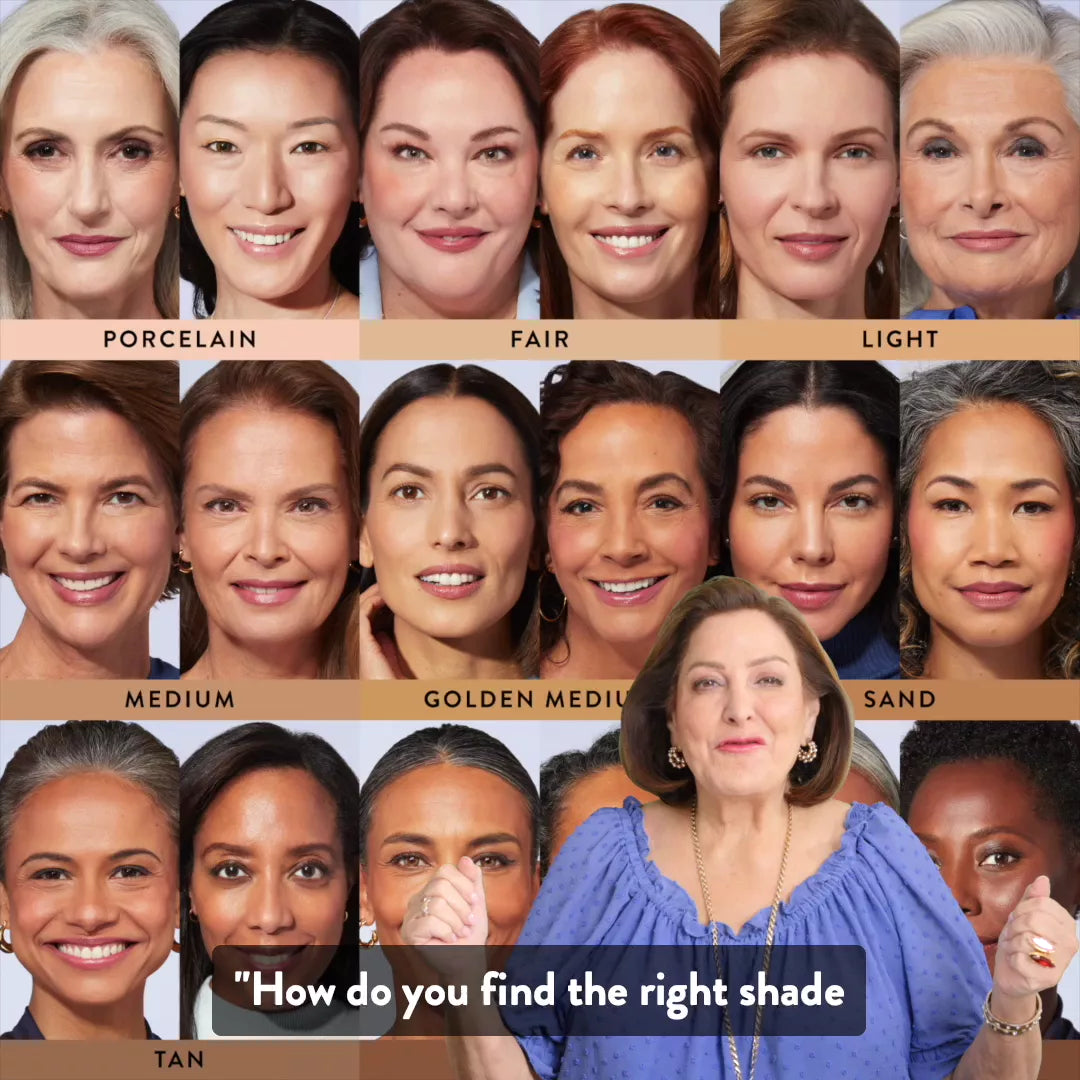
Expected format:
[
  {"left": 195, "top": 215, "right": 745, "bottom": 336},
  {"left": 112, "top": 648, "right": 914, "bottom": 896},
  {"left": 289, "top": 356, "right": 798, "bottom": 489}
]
[{"left": 403, "top": 577, "right": 1078, "bottom": 1079}]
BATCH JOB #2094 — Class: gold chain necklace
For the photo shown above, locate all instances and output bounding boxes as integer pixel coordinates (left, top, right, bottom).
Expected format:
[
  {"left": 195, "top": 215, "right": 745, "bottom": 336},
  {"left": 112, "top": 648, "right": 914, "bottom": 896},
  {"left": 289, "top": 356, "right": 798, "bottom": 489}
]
[{"left": 691, "top": 798, "right": 793, "bottom": 1080}]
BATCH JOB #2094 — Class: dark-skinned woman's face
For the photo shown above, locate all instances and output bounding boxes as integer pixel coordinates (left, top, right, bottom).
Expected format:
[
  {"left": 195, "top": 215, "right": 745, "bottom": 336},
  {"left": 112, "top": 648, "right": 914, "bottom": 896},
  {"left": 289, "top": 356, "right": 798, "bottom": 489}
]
[{"left": 907, "top": 758, "right": 1080, "bottom": 974}]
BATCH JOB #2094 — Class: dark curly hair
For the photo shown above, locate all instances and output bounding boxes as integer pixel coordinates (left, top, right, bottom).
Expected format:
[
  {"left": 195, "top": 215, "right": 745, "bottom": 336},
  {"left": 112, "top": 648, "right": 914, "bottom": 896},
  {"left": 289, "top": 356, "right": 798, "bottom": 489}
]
[{"left": 899, "top": 721, "right": 1080, "bottom": 859}]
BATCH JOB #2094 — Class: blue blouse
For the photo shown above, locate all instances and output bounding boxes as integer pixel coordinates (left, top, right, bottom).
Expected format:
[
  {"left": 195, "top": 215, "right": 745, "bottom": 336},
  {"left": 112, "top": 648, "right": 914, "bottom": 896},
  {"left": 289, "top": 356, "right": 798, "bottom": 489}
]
[
  {"left": 907, "top": 305, "right": 1080, "bottom": 320},
  {"left": 514, "top": 798, "right": 990, "bottom": 1080},
  {"left": 822, "top": 609, "right": 900, "bottom": 680}
]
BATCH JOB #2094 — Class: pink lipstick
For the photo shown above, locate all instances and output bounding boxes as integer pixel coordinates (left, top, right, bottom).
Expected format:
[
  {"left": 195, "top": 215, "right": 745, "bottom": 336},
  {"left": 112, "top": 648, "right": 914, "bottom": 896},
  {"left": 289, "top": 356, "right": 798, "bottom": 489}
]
[
  {"left": 48, "top": 571, "right": 126, "bottom": 606},
  {"left": 415, "top": 228, "right": 487, "bottom": 253},
  {"left": 956, "top": 581, "right": 1029, "bottom": 610},
  {"left": 56, "top": 235, "right": 124, "bottom": 257},
  {"left": 231, "top": 580, "right": 307, "bottom": 606},
  {"left": 416, "top": 565, "right": 485, "bottom": 599},
  {"left": 777, "top": 234, "right": 847, "bottom": 261},
  {"left": 950, "top": 231, "right": 1026, "bottom": 253},
  {"left": 778, "top": 583, "right": 844, "bottom": 612}
]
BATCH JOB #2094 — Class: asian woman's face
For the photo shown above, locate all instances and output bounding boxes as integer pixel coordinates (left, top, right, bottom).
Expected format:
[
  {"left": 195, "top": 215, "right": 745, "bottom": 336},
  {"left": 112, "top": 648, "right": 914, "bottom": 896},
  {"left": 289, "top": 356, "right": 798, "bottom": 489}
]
[
  {"left": 361, "top": 48, "right": 537, "bottom": 316},
  {"left": 546, "top": 403, "right": 712, "bottom": 656},
  {"left": 728, "top": 405, "right": 894, "bottom": 642},
  {"left": 181, "top": 406, "right": 353, "bottom": 655},
  {"left": 361, "top": 763, "right": 538, "bottom": 949},
  {"left": 907, "top": 402, "right": 1075, "bottom": 659},
  {"left": 541, "top": 48, "right": 710, "bottom": 315},
  {"left": 0, "top": 46, "right": 176, "bottom": 315},
  {"left": 360, "top": 396, "right": 535, "bottom": 647},
  {"left": 179, "top": 50, "right": 359, "bottom": 305},
  {"left": 907, "top": 758, "right": 1080, "bottom": 974},
  {"left": 0, "top": 408, "right": 176, "bottom": 657},
  {"left": 901, "top": 58, "right": 1080, "bottom": 315},
  {"left": 668, "top": 610, "right": 820, "bottom": 801},
  {"left": 189, "top": 768, "right": 350, "bottom": 960},
  {"left": 0, "top": 772, "right": 178, "bottom": 1013},
  {"left": 719, "top": 52, "right": 897, "bottom": 314}
]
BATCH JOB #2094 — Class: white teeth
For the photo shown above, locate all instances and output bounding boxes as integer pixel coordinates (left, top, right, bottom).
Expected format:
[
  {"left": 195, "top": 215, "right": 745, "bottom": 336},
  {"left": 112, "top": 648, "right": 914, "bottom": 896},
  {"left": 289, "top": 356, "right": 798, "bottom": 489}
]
[
  {"left": 57, "top": 942, "right": 128, "bottom": 959},
  {"left": 243, "top": 585, "right": 289, "bottom": 594},
  {"left": 54, "top": 574, "right": 120, "bottom": 592},
  {"left": 420, "top": 573, "right": 479, "bottom": 587},
  {"left": 595, "top": 233, "right": 662, "bottom": 249},
  {"left": 597, "top": 577, "right": 659, "bottom": 594},
  {"left": 232, "top": 229, "right": 298, "bottom": 246}
]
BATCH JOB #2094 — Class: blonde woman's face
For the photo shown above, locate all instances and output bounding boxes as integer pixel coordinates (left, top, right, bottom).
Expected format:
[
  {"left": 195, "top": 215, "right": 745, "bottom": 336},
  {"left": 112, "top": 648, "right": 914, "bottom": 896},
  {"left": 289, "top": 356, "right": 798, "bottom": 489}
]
[{"left": 0, "top": 46, "right": 177, "bottom": 315}]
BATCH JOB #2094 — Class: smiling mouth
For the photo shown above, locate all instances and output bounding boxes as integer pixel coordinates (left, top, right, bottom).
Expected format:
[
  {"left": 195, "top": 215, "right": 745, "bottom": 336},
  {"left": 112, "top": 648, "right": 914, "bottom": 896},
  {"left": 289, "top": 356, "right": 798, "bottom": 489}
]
[
  {"left": 592, "top": 228, "right": 669, "bottom": 250},
  {"left": 229, "top": 228, "right": 304, "bottom": 246},
  {"left": 53, "top": 942, "right": 133, "bottom": 959},
  {"left": 50, "top": 572, "right": 123, "bottom": 592},
  {"left": 419, "top": 572, "right": 482, "bottom": 586},
  {"left": 594, "top": 577, "right": 663, "bottom": 594}
]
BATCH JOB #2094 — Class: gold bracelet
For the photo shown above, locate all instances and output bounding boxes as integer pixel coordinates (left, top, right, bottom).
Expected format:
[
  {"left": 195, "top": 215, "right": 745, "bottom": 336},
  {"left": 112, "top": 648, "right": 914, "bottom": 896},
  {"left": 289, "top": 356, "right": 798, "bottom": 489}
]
[{"left": 982, "top": 991, "right": 1042, "bottom": 1036}]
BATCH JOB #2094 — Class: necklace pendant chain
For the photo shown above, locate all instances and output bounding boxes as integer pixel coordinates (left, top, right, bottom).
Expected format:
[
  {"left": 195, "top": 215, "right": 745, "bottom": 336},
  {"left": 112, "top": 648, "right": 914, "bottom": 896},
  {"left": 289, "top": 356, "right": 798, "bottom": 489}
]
[{"left": 691, "top": 798, "right": 793, "bottom": 1080}]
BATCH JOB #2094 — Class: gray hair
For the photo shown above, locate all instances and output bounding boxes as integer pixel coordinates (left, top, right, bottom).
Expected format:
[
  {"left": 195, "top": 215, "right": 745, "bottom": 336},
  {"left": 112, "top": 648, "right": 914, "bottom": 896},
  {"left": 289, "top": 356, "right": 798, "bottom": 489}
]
[
  {"left": 898, "top": 361, "right": 1080, "bottom": 677},
  {"left": 0, "top": 721, "right": 179, "bottom": 879},
  {"left": 0, "top": 0, "right": 180, "bottom": 319},
  {"left": 850, "top": 727, "right": 900, "bottom": 812},
  {"left": 899, "top": 0, "right": 1080, "bottom": 314}
]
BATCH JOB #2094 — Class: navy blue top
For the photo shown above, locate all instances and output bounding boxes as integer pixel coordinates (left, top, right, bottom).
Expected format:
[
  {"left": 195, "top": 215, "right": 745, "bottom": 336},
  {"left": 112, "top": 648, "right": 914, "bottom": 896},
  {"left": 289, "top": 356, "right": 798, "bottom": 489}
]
[
  {"left": 1, "top": 1008, "right": 159, "bottom": 1040},
  {"left": 148, "top": 657, "right": 179, "bottom": 679},
  {"left": 907, "top": 305, "right": 1080, "bottom": 320},
  {"left": 822, "top": 608, "right": 900, "bottom": 680},
  {"left": 514, "top": 798, "right": 990, "bottom": 1080}
]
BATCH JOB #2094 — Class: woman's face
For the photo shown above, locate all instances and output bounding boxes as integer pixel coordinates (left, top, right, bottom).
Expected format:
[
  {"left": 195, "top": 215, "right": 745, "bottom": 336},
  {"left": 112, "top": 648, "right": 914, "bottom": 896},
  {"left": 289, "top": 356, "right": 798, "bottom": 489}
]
[
  {"left": 719, "top": 53, "right": 897, "bottom": 312},
  {"left": 0, "top": 408, "right": 176, "bottom": 655},
  {"left": 0, "top": 772, "right": 178, "bottom": 1012},
  {"left": 668, "top": 609, "right": 820, "bottom": 801},
  {"left": 361, "top": 763, "right": 538, "bottom": 949},
  {"left": 541, "top": 48, "right": 710, "bottom": 314},
  {"left": 179, "top": 50, "right": 359, "bottom": 304},
  {"left": 181, "top": 406, "right": 353, "bottom": 654},
  {"left": 361, "top": 48, "right": 537, "bottom": 314},
  {"left": 907, "top": 758, "right": 1080, "bottom": 974},
  {"left": 0, "top": 47, "right": 176, "bottom": 313},
  {"left": 901, "top": 58, "right": 1080, "bottom": 313},
  {"left": 907, "top": 402, "right": 1075, "bottom": 657},
  {"left": 189, "top": 768, "right": 349, "bottom": 961},
  {"left": 547, "top": 402, "right": 713, "bottom": 654},
  {"left": 728, "top": 405, "right": 894, "bottom": 642},
  {"left": 360, "top": 396, "right": 535, "bottom": 646}
]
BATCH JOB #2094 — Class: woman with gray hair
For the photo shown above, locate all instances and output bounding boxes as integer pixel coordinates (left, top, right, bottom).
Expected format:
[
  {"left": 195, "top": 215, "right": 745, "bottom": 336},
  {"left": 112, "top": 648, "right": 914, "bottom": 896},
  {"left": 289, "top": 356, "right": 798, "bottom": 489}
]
[
  {"left": 900, "top": 361, "right": 1080, "bottom": 679},
  {"left": 899, "top": 0, "right": 1080, "bottom": 319},
  {"left": 0, "top": 0, "right": 180, "bottom": 319},
  {"left": 0, "top": 721, "right": 179, "bottom": 1039}
]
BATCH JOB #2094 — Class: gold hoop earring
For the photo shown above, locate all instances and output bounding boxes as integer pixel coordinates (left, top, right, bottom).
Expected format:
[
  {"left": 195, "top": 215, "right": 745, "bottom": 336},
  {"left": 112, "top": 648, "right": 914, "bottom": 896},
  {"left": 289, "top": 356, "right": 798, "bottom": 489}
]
[
  {"left": 667, "top": 746, "right": 687, "bottom": 770},
  {"left": 173, "top": 203, "right": 181, "bottom": 221},
  {"left": 176, "top": 549, "right": 193, "bottom": 575},
  {"left": 538, "top": 568, "right": 567, "bottom": 623},
  {"left": 360, "top": 924, "right": 379, "bottom": 948},
  {"left": 0, "top": 923, "right": 13, "bottom": 953},
  {"left": 796, "top": 740, "right": 818, "bottom": 764}
]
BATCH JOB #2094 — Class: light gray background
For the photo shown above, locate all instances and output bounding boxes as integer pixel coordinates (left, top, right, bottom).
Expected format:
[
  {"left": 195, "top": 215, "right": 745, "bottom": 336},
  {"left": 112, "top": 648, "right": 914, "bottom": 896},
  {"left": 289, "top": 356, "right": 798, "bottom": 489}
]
[
  {"left": 0, "top": 362, "right": 180, "bottom": 668},
  {"left": 0, "top": 720, "right": 361, "bottom": 1039}
]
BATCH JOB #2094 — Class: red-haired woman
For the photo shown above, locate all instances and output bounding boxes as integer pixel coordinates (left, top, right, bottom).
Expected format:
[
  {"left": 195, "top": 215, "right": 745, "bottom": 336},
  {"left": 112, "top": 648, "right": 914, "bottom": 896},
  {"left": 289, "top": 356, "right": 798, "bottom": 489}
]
[{"left": 540, "top": 3, "right": 720, "bottom": 319}]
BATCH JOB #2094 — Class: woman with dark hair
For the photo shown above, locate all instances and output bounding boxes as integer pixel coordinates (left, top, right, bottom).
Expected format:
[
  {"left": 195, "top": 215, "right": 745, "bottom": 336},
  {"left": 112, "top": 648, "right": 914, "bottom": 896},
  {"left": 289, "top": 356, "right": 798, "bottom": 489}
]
[
  {"left": 179, "top": 361, "right": 360, "bottom": 680},
  {"left": 410, "top": 577, "right": 1076, "bottom": 1079},
  {"left": 0, "top": 361, "right": 181, "bottom": 680},
  {"left": 359, "top": 0, "right": 540, "bottom": 319},
  {"left": 361, "top": 723, "right": 539, "bottom": 1034},
  {"left": 179, "top": 722, "right": 360, "bottom": 1039},
  {"left": 359, "top": 364, "right": 539, "bottom": 679},
  {"left": 718, "top": 0, "right": 901, "bottom": 318},
  {"left": 899, "top": 361, "right": 1080, "bottom": 679},
  {"left": 536, "top": 362, "right": 720, "bottom": 679},
  {"left": 716, "top": 360, "right": 900, "bottom": 678},
  {"left": 540, "top": 4, "right": 720, "bottom": 318},
  {"left": 902, "top": 721, "right": 1080, "bottom": 1039},
  {"left": 178, "top": 0, "right": 360, "bottom": 319},
  {"left": 538, "top": 727, "right": 650, "bottom": 876},
  {"left": 1, "top": 721, "right": 179, "bottom": 1040}
]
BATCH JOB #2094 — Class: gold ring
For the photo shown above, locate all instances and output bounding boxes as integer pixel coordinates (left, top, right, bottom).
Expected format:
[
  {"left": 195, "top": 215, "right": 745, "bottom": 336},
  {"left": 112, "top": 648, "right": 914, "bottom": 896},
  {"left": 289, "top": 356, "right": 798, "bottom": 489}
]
[{"left": 1028, "top": 934, "right": 1055, "bottom": 968}]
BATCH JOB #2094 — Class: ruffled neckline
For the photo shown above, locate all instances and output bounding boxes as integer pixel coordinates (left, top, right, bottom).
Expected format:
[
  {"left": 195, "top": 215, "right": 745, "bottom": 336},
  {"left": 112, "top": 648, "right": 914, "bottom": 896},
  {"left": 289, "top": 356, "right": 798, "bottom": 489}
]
[{"left": 618, "top": 796, "right": 875, "bottom": 942}]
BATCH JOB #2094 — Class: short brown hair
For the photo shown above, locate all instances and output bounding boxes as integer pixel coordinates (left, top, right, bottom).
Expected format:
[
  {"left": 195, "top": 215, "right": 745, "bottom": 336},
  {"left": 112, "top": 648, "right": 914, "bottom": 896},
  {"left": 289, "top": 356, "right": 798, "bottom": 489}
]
[
  {"left": 0, "top": 360, "right": 181, "bottom": 598},
  {"left": 621, "top": 576, "right": 853, "bottom": 807}
]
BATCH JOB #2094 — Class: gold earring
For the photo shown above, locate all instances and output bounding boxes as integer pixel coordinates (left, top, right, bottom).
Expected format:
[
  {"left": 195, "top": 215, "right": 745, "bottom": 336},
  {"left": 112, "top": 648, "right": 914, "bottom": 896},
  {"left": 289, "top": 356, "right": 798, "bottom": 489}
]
[
  {"left": 538, "top": 568, "right": 566, "bottom": 623},
  {"left": 176, "top": 549, "right": 193, "bottom": 575},
  {"left": 0, "top": 922, "right": 13, "bottom": 953},
  {"left": 173, "top": 203, "right": 181, "bottom": 220},
  {"left": 360, "top": 924, "right": 379, "bottom": 948},
  {"left": 667, "top": 746, "right": 687, "bottom": 770},
  {"left": 796, "top": 740, "right": 818, "bottom": 764},
  {"left": 359, "top": 215, "right": 367, "bottom": 227},
  {"left": 531, "top": 216, "right": 542, "bottom": 229},
  {"left": 171, "top": 936, "right": 181, "bottom": 954}
]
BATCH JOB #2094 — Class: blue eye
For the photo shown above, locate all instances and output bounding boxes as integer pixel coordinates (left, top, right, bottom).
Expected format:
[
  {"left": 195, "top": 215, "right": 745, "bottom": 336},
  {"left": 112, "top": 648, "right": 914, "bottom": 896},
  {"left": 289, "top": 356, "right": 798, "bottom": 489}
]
[
  {"left": 654, "top": 143, "right": 683, "bottom": 160},
  {"left": 752, "top": 146, "right": 786, "bottom": 160},
  {"left": 921, "top": 139, "right": 956, "bottom": 160},
  {"left": 393, "top": 144, "right": 428, "bottom": 161},
  {"left": 1010, "top": 137, "right": 1046, "bottom": 158},
  {"left": 568, "top": 145, "right": 599, "bottom": 162},
  {"left": 839, "top": 146, "right": 873, "bottom": 160}
]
